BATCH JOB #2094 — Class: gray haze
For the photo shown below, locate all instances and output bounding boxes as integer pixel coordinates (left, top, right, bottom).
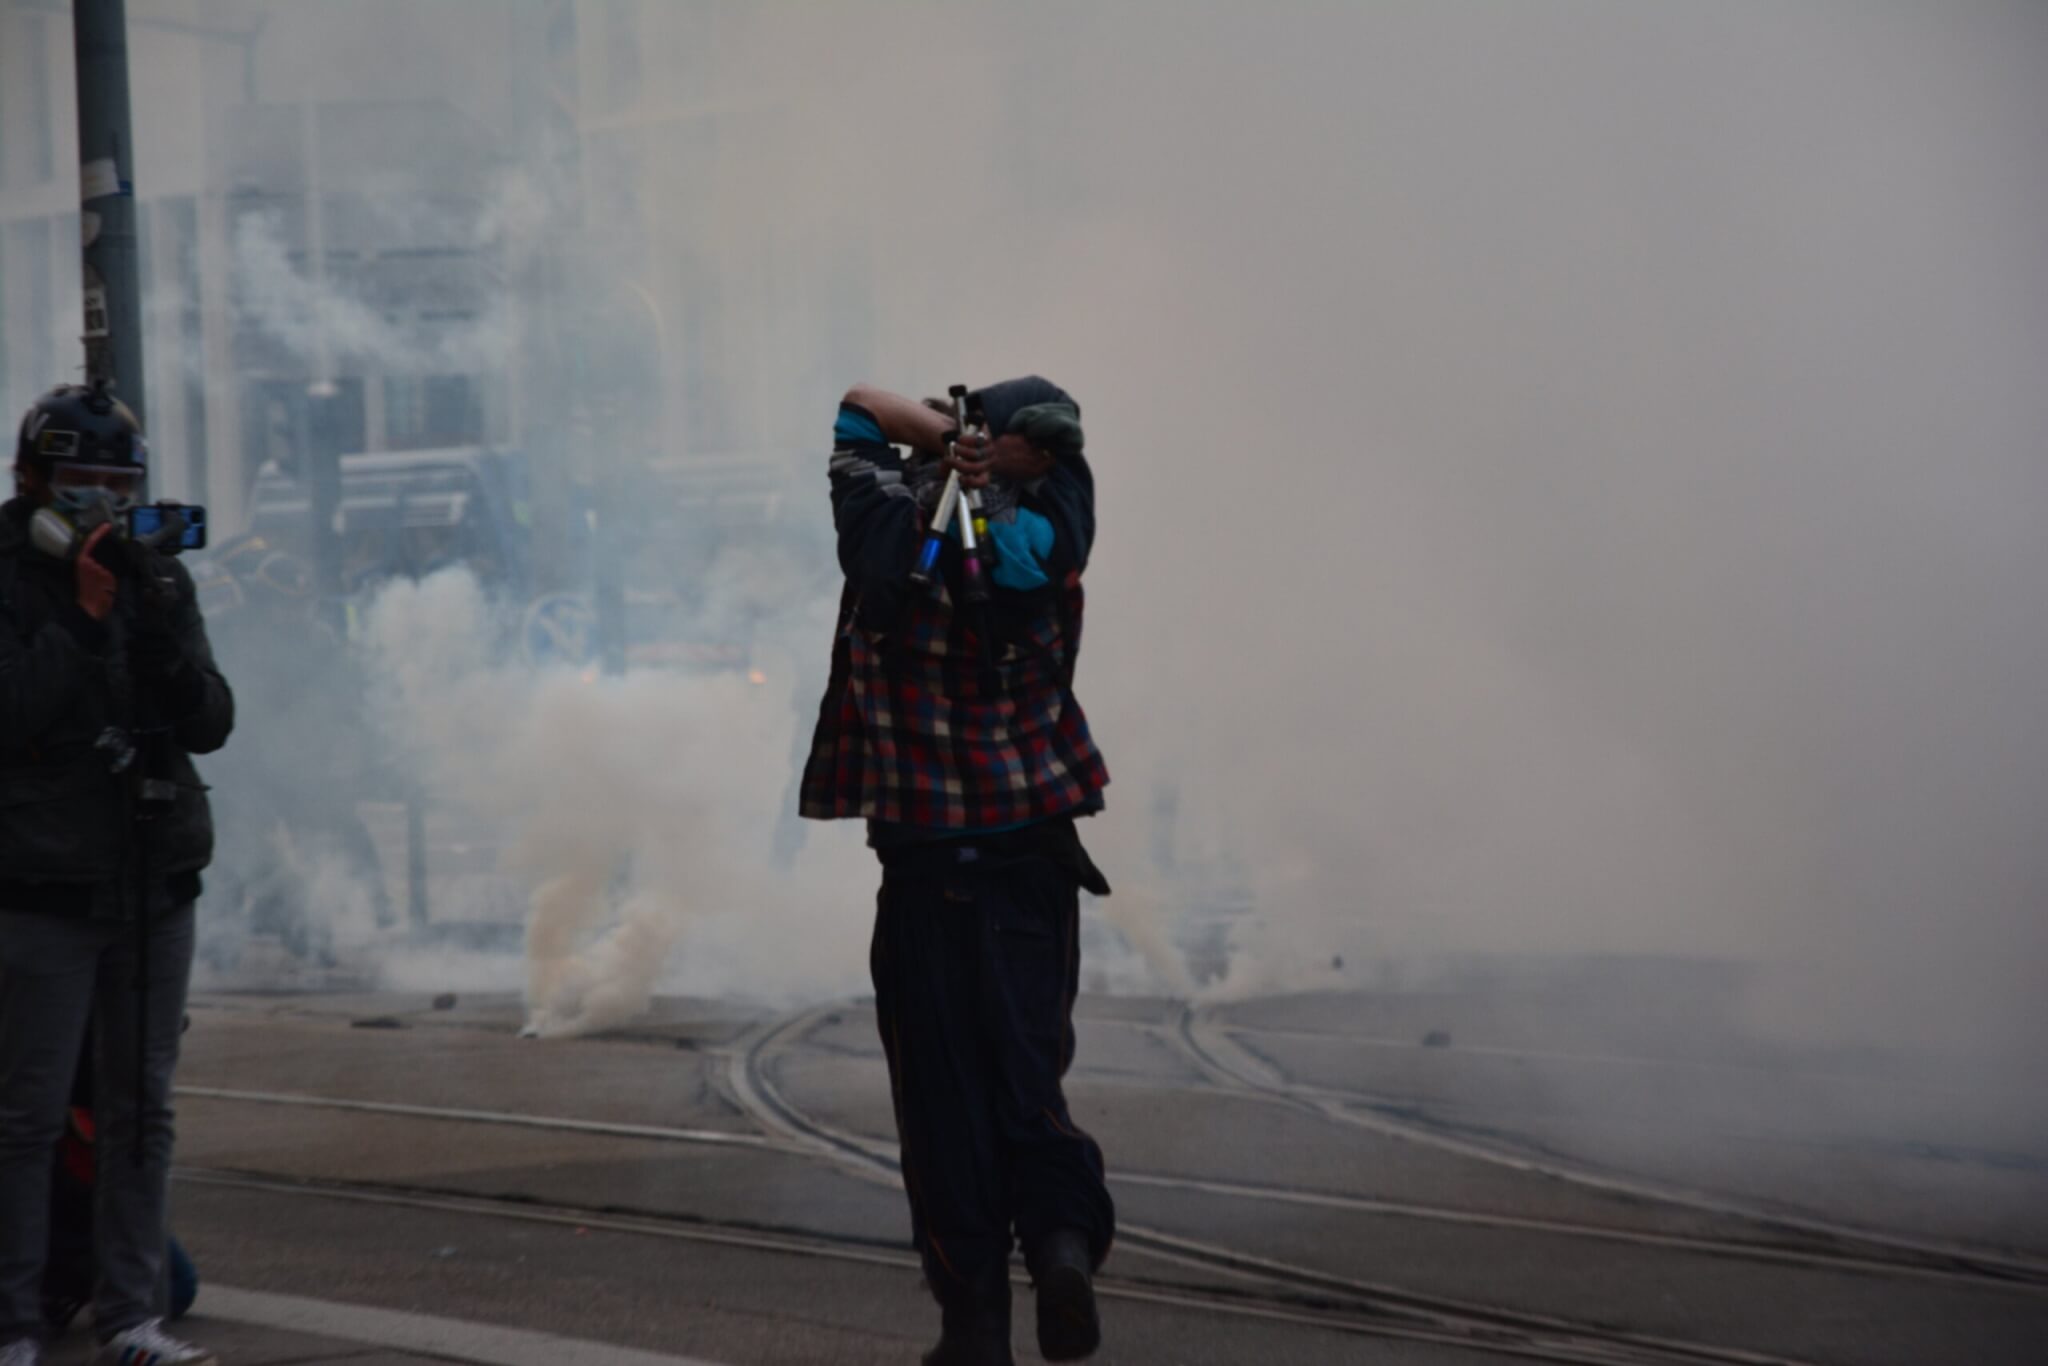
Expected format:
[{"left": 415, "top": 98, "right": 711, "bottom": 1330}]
[{"left": 6, "top": 2, "right": 2046, "bottom": 1057}]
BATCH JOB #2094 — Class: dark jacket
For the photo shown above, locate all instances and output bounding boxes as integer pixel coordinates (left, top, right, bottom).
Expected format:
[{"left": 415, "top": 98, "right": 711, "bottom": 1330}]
[{"left": 0, "top": 496, "right": 233, "bottom": 905}]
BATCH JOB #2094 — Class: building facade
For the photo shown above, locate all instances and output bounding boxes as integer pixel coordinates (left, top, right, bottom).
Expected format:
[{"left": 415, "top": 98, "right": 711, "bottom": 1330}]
[
  {"left": 1, "top": 0, "right": 873, "bottom": 544},
  {"left": 1, "top": 0, "right": 570, "bottom": 532}
]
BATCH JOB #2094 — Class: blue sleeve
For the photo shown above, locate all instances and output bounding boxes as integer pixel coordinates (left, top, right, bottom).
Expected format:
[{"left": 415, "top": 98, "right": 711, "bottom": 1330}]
[{"left": 827, "top": 402, "right": 922, "bottom": 628}]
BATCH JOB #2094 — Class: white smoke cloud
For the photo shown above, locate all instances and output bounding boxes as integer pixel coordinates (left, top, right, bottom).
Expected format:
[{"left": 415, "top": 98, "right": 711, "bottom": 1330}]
[{"left": 348, "top": 569, "right": 885, "bottom": 1035}]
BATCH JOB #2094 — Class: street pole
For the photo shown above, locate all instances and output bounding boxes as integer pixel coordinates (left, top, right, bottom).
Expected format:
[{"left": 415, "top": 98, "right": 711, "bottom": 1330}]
[
  {"left": 76, "top": 0, "right": 156, "bottom": 1164},
  {"left": 73, "top": 0, "right": 147, "bottom": 435}
]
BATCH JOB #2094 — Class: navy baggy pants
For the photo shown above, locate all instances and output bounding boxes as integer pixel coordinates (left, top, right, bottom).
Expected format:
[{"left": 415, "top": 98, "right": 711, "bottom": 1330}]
[{"left": 869, "top": 830, "right": 1115, "bottom": 1306}]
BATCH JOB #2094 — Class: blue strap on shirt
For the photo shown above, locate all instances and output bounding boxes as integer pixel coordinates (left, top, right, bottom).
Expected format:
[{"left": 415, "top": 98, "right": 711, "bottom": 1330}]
[{"left": 834, "top": 407, "right": 887, "bottom": 445}]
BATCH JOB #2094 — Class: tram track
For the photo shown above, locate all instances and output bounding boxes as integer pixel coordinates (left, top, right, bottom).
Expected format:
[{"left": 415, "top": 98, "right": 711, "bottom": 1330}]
[
  {"left": 728, "top": 1004, "right": 1834, "bottom": 1366},
  {"left": 176, "top": 1008, "right": 2048, "bottom": 1296},
  {"left": 1170, "top": 1003, "right": 2048, "bottom": 1290},
  {"left": 168, "top": 996, "right": 2048, "bottom": 1362}
]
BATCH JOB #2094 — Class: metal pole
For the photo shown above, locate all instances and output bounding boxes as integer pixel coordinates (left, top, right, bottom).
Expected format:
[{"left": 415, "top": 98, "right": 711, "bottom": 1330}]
[{"left": 73, "top": 0, "right": 147, "bottom": 431}]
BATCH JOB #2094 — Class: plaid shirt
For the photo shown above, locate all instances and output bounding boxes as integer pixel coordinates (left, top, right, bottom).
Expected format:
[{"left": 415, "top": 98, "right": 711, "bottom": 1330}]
[{"left": 799, "top": 408, "right": 1109, "bottom": 827}]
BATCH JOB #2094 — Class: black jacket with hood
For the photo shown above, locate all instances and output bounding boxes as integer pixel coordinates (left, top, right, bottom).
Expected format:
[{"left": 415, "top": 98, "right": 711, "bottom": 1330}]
[{"left": 0, "top": 495, "right": 234, "bottom": 912}]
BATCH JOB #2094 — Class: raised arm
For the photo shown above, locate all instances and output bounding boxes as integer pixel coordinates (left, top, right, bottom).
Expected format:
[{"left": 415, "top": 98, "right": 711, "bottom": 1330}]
[
  {"left": 843, "top": 384, "right": 957, "bottom": 455},
  {"left": 827, "top": 389, "right": 928, "bottom": 630}
]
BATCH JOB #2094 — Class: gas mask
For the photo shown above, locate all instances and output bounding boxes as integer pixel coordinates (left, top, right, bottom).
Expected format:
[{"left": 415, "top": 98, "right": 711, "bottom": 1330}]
[
  {"left": 28, "top": 497, "right": 126, "bottom": 562},
  {"left": 30, "top": 466, "right": 141, "bottom": 561}
]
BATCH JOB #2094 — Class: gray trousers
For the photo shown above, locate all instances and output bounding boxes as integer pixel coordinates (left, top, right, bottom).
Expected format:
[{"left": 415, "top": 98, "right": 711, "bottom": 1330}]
[{"left": 0, "top": 905, "right": 194, "bottom": 1344}]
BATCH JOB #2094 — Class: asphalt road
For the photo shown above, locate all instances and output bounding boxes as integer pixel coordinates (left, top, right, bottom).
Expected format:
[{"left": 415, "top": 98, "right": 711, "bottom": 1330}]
[{"left": 158, "top": 966, "right": 2048, "bottom": 1365}]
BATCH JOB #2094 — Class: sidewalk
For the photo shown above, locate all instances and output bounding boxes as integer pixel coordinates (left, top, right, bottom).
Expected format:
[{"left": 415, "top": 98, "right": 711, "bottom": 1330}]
[{"left": 46, "top": 1287, "right": 734, "bottom": 1366}]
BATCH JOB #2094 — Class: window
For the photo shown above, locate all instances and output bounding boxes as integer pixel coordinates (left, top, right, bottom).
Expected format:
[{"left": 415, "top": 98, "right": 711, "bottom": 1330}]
[
  {"left": 384, "top": 374, "right": 483, "bottom": 449},
  {"left": 240, "top": 376, "right": 365, "bottom": 488}
]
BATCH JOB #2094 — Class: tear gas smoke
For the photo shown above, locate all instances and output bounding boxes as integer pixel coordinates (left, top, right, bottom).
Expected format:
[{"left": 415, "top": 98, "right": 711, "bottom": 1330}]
[
  {"left": 352, "top": 568, "right": 870, "bottom": 1034},
  {"left": 22, "top": 1, "right": 2032, "bottom": 1071}
]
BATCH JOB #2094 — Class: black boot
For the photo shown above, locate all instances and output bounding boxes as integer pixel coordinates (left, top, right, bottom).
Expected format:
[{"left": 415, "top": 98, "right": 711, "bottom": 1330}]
[
  {"left": 1026, "top": 1229, "right": 1101, "bottom": 1362},
  {"left": 922, "top": 1269, "right": 1014, "bottom": 1366}
]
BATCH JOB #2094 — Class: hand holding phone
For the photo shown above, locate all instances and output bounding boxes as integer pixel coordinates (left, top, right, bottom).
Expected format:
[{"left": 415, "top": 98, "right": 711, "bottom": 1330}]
[{"left": 75, "top": 525, "right": 118, "bottom": 621}]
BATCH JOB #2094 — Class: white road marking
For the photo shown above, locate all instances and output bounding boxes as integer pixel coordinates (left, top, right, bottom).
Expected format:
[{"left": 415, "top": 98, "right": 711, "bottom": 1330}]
[
  {"left": 178, "top": 1085, "right": 801, "bottom": 1153},
  {"left": 193, "top": 1284, "right": 736, "bottom": 1366}
]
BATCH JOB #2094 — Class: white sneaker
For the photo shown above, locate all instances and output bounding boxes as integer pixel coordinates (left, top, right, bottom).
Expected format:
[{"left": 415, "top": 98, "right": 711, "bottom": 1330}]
[
  {"left": 96, "top": 1320, "right": 217, "bottom": 1366},
  {"left": 1, "top": 1339, "right": 43, "bottom": 1366}
]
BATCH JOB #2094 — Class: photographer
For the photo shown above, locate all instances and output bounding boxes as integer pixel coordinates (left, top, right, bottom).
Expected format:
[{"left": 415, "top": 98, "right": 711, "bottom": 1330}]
[
  {"left": 800, "top": 377, "right": 1113, "bottom": 1365},
  {"left": 0, "top": 386, "right": 232, "bottom": 1366}
]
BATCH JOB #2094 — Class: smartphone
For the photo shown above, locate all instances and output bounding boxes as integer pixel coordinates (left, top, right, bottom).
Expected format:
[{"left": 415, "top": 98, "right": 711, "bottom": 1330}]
[{"left": 127, "top": 503, "right": 209, "bottom": 551}]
